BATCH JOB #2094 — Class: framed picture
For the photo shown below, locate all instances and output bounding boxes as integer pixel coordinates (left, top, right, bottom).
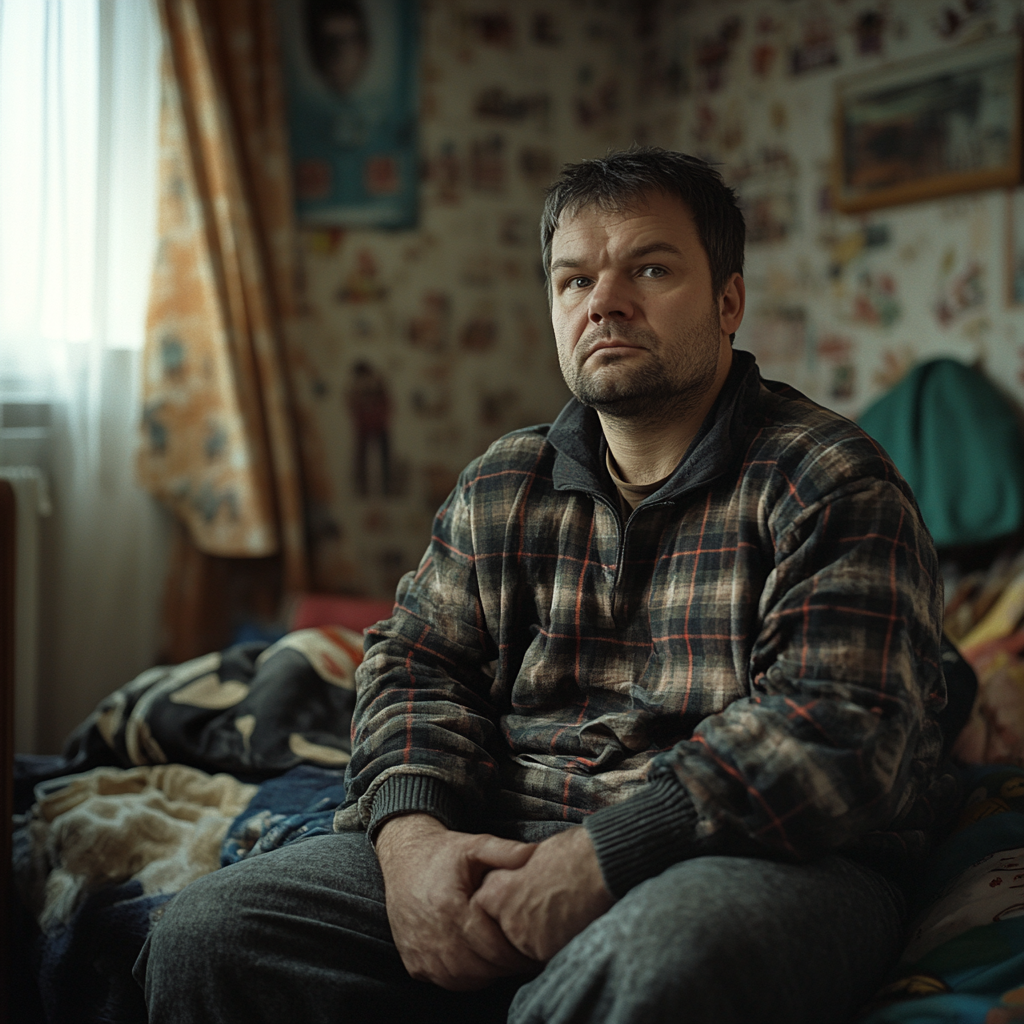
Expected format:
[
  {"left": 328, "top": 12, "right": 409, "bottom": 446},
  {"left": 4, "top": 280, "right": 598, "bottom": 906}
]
[
  {"left": 834, "top": 34, "right": 1022, "bottom": 213},
  {"left": 276, "top": 0, "right": 419, "bottom": 229}
]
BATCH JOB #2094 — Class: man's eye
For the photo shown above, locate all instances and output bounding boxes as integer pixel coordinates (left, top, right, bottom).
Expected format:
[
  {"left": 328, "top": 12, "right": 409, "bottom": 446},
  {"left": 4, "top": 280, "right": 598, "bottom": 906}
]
[
  {"left": 566, "top": 276, "right": 591, "bottom": 289},
  {"left": 639, "top": 266, "right": 667, "bottom": 278}
]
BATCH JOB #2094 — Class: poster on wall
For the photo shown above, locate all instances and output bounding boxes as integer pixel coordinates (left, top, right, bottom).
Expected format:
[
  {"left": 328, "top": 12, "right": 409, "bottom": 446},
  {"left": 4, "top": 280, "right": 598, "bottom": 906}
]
[{"left": 276, "top": 0, "right": 418, "bottom": 228}]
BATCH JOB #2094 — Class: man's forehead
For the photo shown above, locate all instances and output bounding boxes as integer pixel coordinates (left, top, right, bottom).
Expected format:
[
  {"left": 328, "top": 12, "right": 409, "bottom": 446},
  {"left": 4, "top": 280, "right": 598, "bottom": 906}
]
[{"left": 550, "top": 193, "right": 697, "bottom": 253}]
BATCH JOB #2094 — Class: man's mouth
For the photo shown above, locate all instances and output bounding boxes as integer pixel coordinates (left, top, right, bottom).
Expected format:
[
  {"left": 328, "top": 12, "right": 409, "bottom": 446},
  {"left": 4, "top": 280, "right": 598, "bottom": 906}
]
[{"left": 582, "top": 338, "right": 647, "bottom": 362}]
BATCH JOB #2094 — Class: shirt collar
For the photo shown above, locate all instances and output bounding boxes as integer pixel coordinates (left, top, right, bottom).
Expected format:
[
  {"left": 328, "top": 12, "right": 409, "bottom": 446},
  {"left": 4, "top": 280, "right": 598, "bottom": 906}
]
[{"left": 548, "top": 348, "right": 763, "bottom": 503}]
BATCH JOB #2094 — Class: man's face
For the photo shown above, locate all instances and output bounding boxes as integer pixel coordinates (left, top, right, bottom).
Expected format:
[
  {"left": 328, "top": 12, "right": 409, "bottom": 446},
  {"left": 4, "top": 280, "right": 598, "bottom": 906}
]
[
  {"left": 321, "top": 14, "right": 369, "bottom": 94},
  {"left": 548, "top": 192, "right": 740, "bottom": 421}
]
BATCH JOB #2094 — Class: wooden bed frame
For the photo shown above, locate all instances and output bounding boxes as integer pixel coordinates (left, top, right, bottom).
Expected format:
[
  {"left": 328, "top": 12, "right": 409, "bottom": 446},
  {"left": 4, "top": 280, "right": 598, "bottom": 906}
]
[{"left": 1, "top": 477, "right": 16, "bottom": 1014}]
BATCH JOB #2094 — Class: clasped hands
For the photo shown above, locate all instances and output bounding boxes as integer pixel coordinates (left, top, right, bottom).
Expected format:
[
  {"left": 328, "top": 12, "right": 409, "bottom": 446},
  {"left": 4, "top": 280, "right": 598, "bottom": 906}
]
[{"left": 374, "top": 813, "right": 614, "bottom": 991}]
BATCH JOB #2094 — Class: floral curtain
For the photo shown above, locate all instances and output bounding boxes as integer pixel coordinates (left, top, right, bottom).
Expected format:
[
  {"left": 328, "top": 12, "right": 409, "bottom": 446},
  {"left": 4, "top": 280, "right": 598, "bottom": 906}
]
[{"left": 138, "top": 0, "right": 308, "bottom": 655}]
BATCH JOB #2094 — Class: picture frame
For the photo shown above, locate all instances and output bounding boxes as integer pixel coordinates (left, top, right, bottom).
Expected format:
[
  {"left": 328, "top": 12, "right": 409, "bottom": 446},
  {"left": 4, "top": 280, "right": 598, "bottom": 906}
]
[
  {"left": 276, "top": 0, "right": 419, "bottom": 229},
  {"left": 834, "top": 34, "right": 1022, "bottom": 214}
]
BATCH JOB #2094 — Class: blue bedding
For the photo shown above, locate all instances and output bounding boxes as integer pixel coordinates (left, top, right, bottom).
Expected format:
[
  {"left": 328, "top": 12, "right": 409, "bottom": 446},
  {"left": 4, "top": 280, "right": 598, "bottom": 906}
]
[{"left": 13, "top": 630, "right": 360, "bottom": 1024}]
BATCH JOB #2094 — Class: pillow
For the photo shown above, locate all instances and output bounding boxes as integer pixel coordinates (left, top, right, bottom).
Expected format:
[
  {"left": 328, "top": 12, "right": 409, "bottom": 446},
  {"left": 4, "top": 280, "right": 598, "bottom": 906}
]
[
  {"left": 61, "top": 626, "right": 365, "bottom": 778},
  {"left": 289, "top": 592, "right": 394, "bottom": 634}
]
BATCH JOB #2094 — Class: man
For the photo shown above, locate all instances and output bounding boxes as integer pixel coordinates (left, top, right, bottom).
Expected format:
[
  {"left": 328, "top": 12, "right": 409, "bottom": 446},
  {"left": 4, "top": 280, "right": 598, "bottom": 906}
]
[
  {"left": 139, "top": 148, "right": 958, "bottom": 1023},
  {"left": 305, "top": 0, "right": 370, "bottom": 97}
]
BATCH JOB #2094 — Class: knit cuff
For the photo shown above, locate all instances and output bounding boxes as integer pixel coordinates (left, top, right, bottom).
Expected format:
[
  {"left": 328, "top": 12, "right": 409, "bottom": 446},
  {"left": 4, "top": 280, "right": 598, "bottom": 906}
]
[
  {"left": 584, "top": 773, "right": 701, "bottom": 898},
  {"left": 367, "top": 774, "right": 467, "bottom": 844}
]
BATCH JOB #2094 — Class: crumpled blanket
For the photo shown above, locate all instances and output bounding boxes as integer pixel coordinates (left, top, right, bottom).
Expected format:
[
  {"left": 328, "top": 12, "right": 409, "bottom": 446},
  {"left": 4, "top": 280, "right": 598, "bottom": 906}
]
[
  {"left": 944, "top": 560, "right": 1024, "bottom": 768},
  {"left": 20, "top": 764, "right": 258, "bottom": 931},
  {"left": 953, "top": 634, "right": 1024, "bottom": 768},
  {"left": 858, "top": 765, "right": 1024, "bottom": 1024},
  {"left": 39, "top": 626, "right": 364, "bottom": 786}
]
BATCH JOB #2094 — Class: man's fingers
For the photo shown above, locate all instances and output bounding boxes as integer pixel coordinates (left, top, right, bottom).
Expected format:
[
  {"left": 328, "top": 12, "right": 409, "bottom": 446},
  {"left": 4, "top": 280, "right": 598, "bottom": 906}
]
[
  {"left": 429, "top": 944, "right": 527, "bottom": 992},
  {"left": 402, "top": 924, "right": 535, "bottom": 992},
  {"left": 471, "top": 870, "right": 540, "bottom": 959},
  {"left": 471, "top": 868, "right": 512, "bottom": 923},
  {"left": 404, "top": 944, "right": 498, "bottom": 991},
  {"left": 470, "top": 828, "right": 615, "bottom": 964},
  {"left": 461, "top": 902, "right": 540, "bottom": 974},
  {"left": 379, "top": 822, "right": 539, "bottom": 990},
  {"left": 404, "top": 946, "right": 498, "bottom": 991},
  {"left": 468, "top": 835, "right": 537, "bottom": 872}
]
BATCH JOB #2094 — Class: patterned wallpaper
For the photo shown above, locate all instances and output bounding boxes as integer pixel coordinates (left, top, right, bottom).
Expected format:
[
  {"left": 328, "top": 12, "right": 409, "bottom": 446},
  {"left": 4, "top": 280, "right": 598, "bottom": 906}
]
[{"left": 287, "top": 0, "right": 1024, "bottom": 599}]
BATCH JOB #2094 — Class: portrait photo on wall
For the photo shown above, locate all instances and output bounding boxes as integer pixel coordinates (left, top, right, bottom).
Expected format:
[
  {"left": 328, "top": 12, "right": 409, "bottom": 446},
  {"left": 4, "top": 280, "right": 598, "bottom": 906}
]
[{"left": 276, "top": 0, "right": 419, "bottom": 228}]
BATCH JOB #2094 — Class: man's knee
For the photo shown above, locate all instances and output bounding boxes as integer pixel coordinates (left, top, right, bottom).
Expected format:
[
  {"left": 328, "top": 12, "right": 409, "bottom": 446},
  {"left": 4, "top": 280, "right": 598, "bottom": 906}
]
[
  {"left": 511, "top": 855, "right": 904, "bottom": 1024},
  {"left": 138, "top": 864, "right": 246, "bottom": 993},
  {"left": 137, "top": 836, "right": 405, "bottom": 1024},
  {"left": 510, "top": 861, "right": 742, "bottom": 1024}
]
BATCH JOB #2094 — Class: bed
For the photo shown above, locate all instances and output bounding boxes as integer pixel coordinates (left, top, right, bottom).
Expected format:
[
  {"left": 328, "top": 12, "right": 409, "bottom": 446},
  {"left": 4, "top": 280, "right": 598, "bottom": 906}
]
[{"left": 7, "top": 581, "right": 1024, "bottom": 1023}]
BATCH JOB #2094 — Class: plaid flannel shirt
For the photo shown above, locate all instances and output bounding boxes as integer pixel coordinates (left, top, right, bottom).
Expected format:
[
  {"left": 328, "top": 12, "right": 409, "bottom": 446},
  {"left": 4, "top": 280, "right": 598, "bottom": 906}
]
[{"left": 343, "top": 351, "right": 955, "bottom": 895}]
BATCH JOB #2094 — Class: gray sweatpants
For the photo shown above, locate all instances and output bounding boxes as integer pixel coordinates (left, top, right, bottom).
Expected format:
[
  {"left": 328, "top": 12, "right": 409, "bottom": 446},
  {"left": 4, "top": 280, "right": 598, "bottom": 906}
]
[{"left": 135, "top": 831, "right": 905, "bottom": 1024}]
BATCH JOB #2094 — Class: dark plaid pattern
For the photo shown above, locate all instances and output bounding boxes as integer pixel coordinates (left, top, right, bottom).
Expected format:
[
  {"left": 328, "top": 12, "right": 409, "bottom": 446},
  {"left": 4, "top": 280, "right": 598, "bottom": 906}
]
[{"left": 346, "top": 352, "right": 953, "bottom": 868}]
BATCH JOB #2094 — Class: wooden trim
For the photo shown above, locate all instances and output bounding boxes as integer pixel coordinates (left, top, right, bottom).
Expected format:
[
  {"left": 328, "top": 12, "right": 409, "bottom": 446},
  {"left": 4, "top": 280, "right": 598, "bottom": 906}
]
[
  {"left": 836, "top": 164, "right": 1021, "bottom": 214},
  {"left": 1007, "top": 189, "right": 1018, "bottom": 307}
]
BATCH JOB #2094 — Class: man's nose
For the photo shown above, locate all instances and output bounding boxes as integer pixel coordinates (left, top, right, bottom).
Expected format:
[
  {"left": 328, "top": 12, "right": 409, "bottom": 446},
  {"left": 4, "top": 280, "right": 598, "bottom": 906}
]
[{"left": 588, "top": 275, "right": 634, "bottom": 324}]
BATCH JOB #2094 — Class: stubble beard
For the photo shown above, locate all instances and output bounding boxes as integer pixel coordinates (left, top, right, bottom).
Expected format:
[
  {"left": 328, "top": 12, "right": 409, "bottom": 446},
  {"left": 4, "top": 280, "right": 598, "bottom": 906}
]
[{"left": 560, "top": 305, "right": 723, "bottom": 424}]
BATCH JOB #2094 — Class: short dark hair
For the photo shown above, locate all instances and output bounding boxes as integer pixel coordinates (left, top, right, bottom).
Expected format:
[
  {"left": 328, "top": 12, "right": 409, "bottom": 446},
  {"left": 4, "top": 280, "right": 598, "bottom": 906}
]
[
  {"left": 305, "top": 0, "right": 368, "bottom": 76},
  {"left": 540, "top": 146, "right": 745, "bottom": 302}
]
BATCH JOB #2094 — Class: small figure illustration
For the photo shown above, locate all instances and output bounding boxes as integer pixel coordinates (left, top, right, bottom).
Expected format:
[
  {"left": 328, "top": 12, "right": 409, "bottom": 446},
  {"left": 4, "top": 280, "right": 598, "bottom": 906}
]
[{"left": 347, "top": 361, "right": 392, "bottom": 496}]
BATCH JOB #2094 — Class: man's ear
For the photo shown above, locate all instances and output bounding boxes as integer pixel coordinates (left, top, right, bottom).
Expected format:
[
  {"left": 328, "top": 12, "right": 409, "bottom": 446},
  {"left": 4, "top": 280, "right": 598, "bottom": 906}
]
[{"left": 719, "top": 273, "right": 745, "bottom": 339}]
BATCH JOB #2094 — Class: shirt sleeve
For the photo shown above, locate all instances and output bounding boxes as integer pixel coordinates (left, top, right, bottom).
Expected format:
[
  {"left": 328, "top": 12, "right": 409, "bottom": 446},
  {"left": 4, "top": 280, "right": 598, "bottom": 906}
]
[
  {"left": 342, "top": 457, "right": 504, "bottom": 840},
  {"left": 586, "top": 475, "right": 949, "bottom": 897}
]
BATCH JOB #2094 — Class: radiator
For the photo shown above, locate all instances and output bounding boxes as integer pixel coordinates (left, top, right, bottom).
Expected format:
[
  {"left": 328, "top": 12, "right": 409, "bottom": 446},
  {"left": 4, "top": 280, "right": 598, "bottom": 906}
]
[{"left": 0, "top": 467, "right": 51, "bottom": 754}]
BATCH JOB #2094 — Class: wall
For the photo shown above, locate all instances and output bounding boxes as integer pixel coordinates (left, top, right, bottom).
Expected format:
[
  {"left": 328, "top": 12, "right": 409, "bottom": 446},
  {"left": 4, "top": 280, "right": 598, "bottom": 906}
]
[
  {"left": 643, "top": 0, "right": 1024, "bottom": 425},
  {"left": 289, "top": 0, "right": 1024, "bottom": 599}
]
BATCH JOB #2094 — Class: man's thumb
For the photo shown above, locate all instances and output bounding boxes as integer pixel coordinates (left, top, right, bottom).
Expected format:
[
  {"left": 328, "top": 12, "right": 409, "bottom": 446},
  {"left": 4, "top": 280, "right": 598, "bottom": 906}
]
[{"left": 471, "top": 836, "right": 537, "bottom": 871}]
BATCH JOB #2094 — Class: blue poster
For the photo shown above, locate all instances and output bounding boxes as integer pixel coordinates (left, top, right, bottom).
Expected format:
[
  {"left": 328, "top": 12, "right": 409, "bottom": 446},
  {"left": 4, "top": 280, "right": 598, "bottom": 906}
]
[{"left": 276, "top": 0, "right": 418, "bottom": 228}]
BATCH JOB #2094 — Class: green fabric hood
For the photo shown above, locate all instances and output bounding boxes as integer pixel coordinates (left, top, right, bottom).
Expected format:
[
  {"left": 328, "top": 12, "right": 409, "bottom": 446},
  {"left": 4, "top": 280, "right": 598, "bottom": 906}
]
[{"left": 857, "top": 358, "right": 1024, "bottom": 547}]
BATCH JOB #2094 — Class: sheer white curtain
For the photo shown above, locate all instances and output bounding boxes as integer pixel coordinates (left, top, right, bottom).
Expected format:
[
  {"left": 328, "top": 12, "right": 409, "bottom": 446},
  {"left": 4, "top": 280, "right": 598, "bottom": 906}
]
[{"left": 0, "top": 0, "right": 168, "bottom": 752}]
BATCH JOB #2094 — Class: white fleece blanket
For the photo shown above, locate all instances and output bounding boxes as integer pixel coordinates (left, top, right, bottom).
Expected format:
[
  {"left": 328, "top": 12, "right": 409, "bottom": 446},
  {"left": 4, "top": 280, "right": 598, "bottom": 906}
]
[{"left": 23, "top": 764, "right": 257, "bottom": 930}]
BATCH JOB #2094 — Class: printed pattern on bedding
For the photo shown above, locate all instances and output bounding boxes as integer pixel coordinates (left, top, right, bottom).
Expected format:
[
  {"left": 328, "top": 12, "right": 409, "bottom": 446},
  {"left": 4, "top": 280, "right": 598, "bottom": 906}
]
[
  {"left": 221, "top": 764, "right": 348, "bottom": 863},
  {"left": 859, "top": 765, "right": 1024, "bottom": 1024},
  {"left": 61, "top": 626, "right": 363, "bottom": 778}
]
